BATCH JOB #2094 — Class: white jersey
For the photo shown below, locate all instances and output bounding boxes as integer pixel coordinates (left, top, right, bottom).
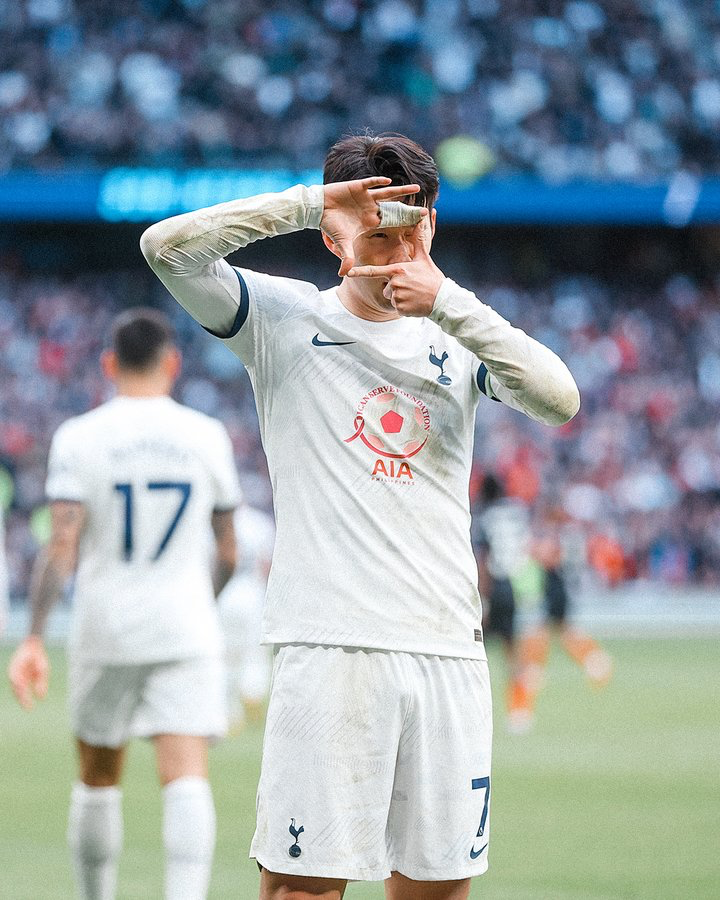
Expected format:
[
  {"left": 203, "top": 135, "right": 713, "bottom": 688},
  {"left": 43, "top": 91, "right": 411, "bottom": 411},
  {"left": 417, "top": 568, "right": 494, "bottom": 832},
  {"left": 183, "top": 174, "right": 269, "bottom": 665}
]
[
  {"left": 219, "top": 504, "right": 274, "bottom": 641},
  {"left": 230, "top": 504, "right": 275, "bottom": 593},
  {"left": 218, "top": 269, "right": 487, "bottom": 659},
  {"left": 45, "top": 395, "right": 241, "bottom": 664}
]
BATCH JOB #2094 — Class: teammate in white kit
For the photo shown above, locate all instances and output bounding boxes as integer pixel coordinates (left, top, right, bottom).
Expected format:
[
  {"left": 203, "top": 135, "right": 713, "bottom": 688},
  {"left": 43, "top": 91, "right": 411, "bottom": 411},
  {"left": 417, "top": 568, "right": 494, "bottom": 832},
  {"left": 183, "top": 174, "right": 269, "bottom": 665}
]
[
  {"left": 218, "top": 503, "right": 275, "bottom": 728},
  {"left": 141, "top": 134, "right": 580, "bottom": 900},
  {"left": 8, "top": 309, "right": 241, "bottom": 900}
]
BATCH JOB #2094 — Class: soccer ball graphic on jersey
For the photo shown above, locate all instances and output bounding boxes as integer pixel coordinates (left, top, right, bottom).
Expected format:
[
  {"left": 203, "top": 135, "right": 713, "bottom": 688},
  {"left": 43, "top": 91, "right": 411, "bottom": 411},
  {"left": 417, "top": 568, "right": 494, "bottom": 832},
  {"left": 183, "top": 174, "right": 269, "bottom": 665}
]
[{"left": 345, "top": 388, "right": 430, "bottom": 459}]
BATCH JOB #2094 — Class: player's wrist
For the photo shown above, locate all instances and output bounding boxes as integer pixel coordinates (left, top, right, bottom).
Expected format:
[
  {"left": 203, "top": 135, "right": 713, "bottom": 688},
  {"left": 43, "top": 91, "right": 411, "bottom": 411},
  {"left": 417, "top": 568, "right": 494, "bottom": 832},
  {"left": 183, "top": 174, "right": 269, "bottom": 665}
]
[
  {"left": 304, "top": 184, "right": 325, "bottom": 229},
  {"left": 428, "top": 276, "right": 456, "bottom": 318},
  {"left": 25, "top": 633, "right": 45, "bottom": 648}
]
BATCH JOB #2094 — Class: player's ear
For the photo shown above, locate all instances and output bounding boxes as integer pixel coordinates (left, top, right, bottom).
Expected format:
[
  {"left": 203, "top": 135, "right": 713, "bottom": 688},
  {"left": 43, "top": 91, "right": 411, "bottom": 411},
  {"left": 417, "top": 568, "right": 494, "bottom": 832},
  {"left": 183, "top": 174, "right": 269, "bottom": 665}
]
[
  {"left": 430, "top": 208, "right": 437, "bottom": 238},
  {"left": 101, "top": 349, "right": 118, "bottom": 382},
  {"left": 321, "top": 231, "right": 341, "bottom": 259}
]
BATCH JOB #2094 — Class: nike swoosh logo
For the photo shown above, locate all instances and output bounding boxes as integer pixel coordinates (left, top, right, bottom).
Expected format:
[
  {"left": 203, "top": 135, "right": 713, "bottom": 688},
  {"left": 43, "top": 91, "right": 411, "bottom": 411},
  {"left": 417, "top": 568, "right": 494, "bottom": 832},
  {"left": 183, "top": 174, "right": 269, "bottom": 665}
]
[
  {"left": 312, "top": 333, "right": 356, "bottom": 347},
  {"left": 470, "top": 842, "right": 488, "bottom": 860}
]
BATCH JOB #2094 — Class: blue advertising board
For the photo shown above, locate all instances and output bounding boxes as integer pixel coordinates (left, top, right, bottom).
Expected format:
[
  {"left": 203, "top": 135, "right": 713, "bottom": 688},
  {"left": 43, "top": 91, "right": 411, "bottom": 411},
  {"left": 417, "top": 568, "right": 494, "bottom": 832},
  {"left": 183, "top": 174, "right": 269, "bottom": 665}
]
[{"left": 2, "top": 168, "right": 720, "bottom": 225}]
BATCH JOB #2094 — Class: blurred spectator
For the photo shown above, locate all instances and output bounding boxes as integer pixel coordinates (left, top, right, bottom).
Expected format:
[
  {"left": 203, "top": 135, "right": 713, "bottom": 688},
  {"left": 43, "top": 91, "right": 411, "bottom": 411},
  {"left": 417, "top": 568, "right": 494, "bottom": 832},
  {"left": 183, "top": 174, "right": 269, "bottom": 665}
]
[{"left": 0, "top": 0, "right": 719, "bottom": 179}]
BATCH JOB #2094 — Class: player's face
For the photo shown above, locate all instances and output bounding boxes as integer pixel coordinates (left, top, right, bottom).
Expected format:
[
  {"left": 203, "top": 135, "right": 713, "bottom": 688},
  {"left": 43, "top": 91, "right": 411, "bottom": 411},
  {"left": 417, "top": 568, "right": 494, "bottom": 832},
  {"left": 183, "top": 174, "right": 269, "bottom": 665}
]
[
  {"left": 354, "top": 226, "right": 417, "bottom": 267},
  {"left": 350, "top": 219, "right": 434, "bottom": 310}
]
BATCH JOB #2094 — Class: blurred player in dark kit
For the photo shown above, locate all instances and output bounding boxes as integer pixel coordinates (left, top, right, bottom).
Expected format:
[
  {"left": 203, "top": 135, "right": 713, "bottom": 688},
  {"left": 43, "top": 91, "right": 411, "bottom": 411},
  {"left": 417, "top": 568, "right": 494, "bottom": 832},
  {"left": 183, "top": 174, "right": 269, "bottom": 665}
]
[{"left": 474, "top": 474, "right": 534, "bottom": 734}]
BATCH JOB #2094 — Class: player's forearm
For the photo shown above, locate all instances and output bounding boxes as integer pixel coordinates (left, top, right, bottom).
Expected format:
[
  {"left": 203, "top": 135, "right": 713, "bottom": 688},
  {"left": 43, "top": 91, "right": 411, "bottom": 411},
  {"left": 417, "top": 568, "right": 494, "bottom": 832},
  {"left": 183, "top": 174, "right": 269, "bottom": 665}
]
[
  {"left": 429, "top": 279, "right": 580, "bottom": 426},
  {"left": 140, "top": 185, "right": 324, "bottom": 332},
  {"left": 141, "top": 184, "right": 324, "bottom": 276},
  {"left": 27, "top": 549, "right": 67, "bottom": 638}
]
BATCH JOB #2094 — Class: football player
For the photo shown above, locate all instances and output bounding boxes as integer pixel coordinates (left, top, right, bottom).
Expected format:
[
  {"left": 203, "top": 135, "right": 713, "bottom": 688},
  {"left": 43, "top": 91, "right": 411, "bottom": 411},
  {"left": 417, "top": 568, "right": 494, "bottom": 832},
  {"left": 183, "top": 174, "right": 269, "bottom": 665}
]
[{"left": 9, "top": 308, "right": 241, "bottom": 900}]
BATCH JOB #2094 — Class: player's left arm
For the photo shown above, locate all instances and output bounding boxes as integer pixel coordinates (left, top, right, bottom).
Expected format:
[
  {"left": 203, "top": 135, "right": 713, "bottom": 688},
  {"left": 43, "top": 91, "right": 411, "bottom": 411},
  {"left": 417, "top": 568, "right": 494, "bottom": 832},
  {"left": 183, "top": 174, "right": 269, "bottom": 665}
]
[
  {"left": 8, "top": 500, "right": 85, "bottom": 709},
  {"left": 210, "top": 509, "right": 237, "bottom": 597},
  {"left": 348, "top": 221, "right": 580, "bottom": 427}
]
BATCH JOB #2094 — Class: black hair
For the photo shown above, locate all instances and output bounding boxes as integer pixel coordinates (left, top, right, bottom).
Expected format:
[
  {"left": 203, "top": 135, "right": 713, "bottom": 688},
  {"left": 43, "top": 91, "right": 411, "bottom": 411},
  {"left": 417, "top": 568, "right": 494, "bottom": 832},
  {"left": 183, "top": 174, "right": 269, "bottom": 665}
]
[
  {"left": 110, "top": 307, "right": 175, "bottom": 371},
  {"left": 481, "top": 474, "right": 505, "bottom": 504},
  {"left": 323, "top": 132, "right": 439, "bottom": 209}
]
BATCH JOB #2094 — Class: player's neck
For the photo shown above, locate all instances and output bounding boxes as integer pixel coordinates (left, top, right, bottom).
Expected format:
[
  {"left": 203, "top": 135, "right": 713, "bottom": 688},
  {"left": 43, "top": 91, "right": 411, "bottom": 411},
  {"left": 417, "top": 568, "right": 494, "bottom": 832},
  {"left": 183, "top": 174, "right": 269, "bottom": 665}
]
[
  {"left": 114, "top": 373, "right": 172, "bottom": 398},
  {"left": 336, "top": 280, "right": 401, "bottom": 322}
]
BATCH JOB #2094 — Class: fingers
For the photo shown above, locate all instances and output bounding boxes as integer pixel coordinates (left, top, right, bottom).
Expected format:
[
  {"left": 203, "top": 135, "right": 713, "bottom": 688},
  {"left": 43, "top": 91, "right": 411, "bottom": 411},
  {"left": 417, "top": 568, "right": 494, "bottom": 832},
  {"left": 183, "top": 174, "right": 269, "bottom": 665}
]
[
  {"left": 35, "top": 660, "right": 49, "bottom": 700},
  {"left": 368, "top": 183, "right": 422, "bottom": 202},
  {"left": 331, "top": 236, "right": 355, "bottom": 277},
  {"left": 9, "top": 667, "right": 33, "bottom": 709},
  {"left": 8, "top": 648, "right": 49, "bottom": 709},
  {"left": 347, "top": 264, "right": 405, "bottom": 279},
  {"left": 359, "top": 176, "right": 392, "bottom": 188},
  {"left": 34, "top": 670, "right": 48, "bottom": 700},
  {"left": 409, "top": 218, "right": 433, "bottom": 258}
]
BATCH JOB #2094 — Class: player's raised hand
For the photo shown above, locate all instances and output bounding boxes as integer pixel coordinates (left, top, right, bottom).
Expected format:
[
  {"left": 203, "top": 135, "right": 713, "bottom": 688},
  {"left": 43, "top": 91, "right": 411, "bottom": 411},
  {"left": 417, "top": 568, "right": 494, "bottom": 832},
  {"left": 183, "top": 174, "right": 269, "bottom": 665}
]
[
  {"left": 347, "top": 218, "right": 445, "bottom": 317},
  {"left": 8, "top": 636, "right": 50, "bottom": 710},
  {"left": 322, "top": 177, "right": 426, "bottom": 276}
]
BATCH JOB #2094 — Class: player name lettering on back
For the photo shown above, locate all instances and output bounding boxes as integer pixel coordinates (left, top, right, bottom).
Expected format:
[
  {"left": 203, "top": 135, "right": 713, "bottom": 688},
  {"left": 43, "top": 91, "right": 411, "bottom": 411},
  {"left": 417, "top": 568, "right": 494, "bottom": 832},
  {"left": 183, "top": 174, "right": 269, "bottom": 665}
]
[{"left": 109, "top": 439, "right": 191, "bottom": 463}]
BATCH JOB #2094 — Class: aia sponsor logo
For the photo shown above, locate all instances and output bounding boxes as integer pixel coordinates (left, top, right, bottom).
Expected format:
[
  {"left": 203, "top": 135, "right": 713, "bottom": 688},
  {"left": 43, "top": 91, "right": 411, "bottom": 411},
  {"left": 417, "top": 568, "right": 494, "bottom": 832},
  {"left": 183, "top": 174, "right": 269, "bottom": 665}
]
[{"left": 344, "top": 385, "right": 431, "bottom": 483}]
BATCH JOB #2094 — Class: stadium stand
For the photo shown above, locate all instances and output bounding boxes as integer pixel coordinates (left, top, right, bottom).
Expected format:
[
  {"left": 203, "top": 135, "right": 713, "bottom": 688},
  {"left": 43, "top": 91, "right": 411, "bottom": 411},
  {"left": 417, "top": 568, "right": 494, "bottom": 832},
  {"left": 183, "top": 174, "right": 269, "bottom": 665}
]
[
  {"left": 1, "top": 0, "right": 719, "bottom": 179},
  {"left": 1, "top": 224, "right": 719, "bottom": 599},
  {"left": 2, "top": 0, "right": 719, "bottom": 601}
]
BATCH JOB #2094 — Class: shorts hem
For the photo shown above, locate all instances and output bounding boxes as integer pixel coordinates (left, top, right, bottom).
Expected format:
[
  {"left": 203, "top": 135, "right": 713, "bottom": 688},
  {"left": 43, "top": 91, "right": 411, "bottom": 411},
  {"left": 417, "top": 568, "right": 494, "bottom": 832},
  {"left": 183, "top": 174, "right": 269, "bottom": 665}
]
[
  {"left": 72, "top": 730, "right": 126, "bottom": 750},
  {"left": 252, "top": 853, "right": 390, "bottom": 882},
  {"left": 262, "top": 637, "right": 487, "bottom": 662},
  {"left": 391, "top": 861, "right": 489, "bottom": 880},
  {"left": 73, "top": 726, "right": 226, "bottom": 748},
  {"left": 132, "top": 723, "right": 227, "bottom": 741}
]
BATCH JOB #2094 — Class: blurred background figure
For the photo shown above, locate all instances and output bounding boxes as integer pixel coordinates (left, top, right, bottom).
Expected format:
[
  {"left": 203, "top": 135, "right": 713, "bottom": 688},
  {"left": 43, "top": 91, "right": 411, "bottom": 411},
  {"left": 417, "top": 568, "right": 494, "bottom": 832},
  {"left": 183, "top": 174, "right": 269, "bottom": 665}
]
[
  {"left": 218, "top": 503, "right": 275, "bottom": 731},
  {"left": 475, "top": 478, "right": 614, "bottom": 733},
  {"left": 7, "top": 309, "right": 241, "bottom": 900},
  {"left": 516, "top": 511, "right": 614, "bottom": 732},
  {"left": 473, "top": 473, "right": 533, "bottom": 734}
]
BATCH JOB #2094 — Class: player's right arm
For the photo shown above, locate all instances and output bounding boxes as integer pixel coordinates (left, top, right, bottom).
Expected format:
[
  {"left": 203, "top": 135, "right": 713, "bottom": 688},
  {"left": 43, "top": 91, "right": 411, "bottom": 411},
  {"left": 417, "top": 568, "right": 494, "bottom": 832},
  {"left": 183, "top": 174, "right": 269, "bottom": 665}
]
[
  {"left": 139, "top": 178, "right": 423, "bottom": 335},
  {"left": 8, "top": 500, "right": 85, "bottom": 709}
]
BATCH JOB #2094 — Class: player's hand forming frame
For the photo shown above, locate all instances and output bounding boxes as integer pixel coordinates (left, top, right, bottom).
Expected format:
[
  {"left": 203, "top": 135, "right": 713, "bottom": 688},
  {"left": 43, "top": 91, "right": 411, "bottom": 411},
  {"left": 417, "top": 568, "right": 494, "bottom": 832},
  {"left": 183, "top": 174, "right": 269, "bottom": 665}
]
[
  {"left": 347, "top": 217, "right": 445, "bottom": 317},
  {"left": 321, "top": 177, "right": 427, "bottom": 276}
]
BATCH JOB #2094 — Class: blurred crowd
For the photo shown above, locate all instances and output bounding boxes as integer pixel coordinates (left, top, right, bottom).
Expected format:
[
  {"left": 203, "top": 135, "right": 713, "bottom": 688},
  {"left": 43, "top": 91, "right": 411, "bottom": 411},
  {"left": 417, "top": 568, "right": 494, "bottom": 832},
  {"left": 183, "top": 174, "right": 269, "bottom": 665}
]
[
  {"left": 467, "top": 268, "right": 720, "bottom": 590},
  {"left": 2, "top": 235, "right": 719, "bottom": 600},
  {"left": 1, "top": 0, "right": 720, "bottom": 180}
]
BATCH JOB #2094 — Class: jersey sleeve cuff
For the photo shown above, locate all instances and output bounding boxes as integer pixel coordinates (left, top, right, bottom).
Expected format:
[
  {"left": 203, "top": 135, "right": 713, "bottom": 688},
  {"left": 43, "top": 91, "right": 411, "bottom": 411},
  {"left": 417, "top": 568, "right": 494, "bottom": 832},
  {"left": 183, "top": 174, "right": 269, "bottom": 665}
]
[
  {"left": 304, "top": 184, "right": 324, "bottom": 229},
  {"left": 429, "top": 277, "right": 478, "bottom": 323}
]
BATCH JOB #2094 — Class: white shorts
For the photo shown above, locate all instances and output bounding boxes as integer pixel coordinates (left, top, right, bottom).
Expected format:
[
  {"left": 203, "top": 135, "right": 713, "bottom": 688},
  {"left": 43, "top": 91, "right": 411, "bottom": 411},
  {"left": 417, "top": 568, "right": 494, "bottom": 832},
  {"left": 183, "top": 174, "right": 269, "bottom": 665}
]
[
  {"left": 68, "top": 655, "right": 228, "bottom": 748},
  {"left": 251, "top": 645, "right": 493, "bottom": 882}
]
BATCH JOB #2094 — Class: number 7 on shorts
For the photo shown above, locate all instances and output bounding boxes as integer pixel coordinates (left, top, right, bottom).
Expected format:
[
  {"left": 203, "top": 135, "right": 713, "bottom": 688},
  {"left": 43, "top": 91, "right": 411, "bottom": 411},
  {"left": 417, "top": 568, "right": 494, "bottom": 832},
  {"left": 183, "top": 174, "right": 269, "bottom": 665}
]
[{"left": 470, "top": 775, "right": 490, "bottom": 859}]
